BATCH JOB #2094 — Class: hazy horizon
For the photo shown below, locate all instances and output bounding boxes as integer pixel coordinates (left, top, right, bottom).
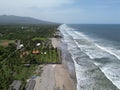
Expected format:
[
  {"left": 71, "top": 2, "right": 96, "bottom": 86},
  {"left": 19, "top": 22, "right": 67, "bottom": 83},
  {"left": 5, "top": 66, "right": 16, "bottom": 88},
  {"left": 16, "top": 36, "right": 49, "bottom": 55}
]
[{"left": 0, "top": 0, "right": 120, "bottom": 24}]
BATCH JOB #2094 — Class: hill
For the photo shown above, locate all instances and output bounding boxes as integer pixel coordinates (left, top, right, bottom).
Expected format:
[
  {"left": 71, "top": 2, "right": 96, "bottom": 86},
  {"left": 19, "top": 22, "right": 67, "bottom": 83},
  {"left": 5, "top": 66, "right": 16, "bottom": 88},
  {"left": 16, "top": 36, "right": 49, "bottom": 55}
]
[{"left": 0, "top": 15, "right": 57, "bottom": 25}]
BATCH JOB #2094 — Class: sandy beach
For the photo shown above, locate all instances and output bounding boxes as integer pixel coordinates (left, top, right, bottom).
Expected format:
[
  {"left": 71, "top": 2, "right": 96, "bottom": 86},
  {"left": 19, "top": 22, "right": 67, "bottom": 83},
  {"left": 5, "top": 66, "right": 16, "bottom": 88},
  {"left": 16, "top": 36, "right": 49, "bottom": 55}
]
[
  {"left": 34, "top": 65, "right": 56, "bottom": 90},
  {"left": 54, "top": 65, "right": 76, "bottom": 90},
  {"left": 34, "top": 37, "right": 76, "bottom": 90},
  {"left": 51, "top": 37, "right": 61, "bottom": 48}
]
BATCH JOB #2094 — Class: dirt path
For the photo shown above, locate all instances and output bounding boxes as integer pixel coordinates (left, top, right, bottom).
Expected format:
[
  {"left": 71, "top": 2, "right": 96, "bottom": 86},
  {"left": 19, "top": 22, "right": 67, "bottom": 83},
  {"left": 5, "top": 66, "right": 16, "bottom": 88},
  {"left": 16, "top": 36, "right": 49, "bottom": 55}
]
[
  {"left": 34, "top": 64, "right": 76, "bottom": 90},
  {"left": 51, "top": 38, "right": 60, "bottom": 48},
  {"left": 54, "top": 65, "right": 76, "bottom": 90},
  {"left": 34, "top": 65, "right": 56, "bottom": 90}
]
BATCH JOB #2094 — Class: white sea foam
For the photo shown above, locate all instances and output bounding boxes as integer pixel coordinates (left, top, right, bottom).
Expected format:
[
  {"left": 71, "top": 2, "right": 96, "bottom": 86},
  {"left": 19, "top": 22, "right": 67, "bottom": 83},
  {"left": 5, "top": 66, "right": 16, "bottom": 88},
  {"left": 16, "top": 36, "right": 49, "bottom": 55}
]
[
  {"left": 59, "top": 24, "right": 120, "bottom": 90},
  {"left": 66, "top": 26, "right": 120, "bottom": 61},
  {"left": 95, "top": 44, "right": 120, "bottom": 60},
  {"left": 62, "top": 26, "right": 111, "bottom": 60}
]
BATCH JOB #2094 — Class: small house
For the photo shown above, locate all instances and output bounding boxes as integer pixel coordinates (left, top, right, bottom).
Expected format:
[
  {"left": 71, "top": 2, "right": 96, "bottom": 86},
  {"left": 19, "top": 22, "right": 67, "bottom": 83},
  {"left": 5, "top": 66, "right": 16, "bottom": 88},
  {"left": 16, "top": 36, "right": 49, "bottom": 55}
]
[
  {"left": 32, "top": 50, "right": 40, "bottom": 54},
  {"left": 9, "top": 80, "right": 21, "bottom": 90},
  {"left": 25, "top": 80, "right": 36, "bottom": 90},
  {"left": 20, "top": 51, "right": 29, "bottom": 57},
  {"left": 36, "top": 43, "right": 41, "bottom": 47}
]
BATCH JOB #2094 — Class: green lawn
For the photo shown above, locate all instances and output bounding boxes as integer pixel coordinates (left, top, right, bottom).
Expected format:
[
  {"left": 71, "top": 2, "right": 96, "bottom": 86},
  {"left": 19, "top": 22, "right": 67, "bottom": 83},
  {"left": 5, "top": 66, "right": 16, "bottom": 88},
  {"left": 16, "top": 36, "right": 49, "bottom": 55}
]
[
  {"left": 0, "top": 40, "right": 15, "bottom": 43},
  {"left": 14, "top": 65, "right": 37, "bottom": 80},
  {"left": 0, "top": 40, "right": 15, "bottom": 46},
  {"left": 35, "top": 48, "right": 61, "bottom": 64},
  {"left": 32, "top": 37, "right": 48, "bottom": 41}
]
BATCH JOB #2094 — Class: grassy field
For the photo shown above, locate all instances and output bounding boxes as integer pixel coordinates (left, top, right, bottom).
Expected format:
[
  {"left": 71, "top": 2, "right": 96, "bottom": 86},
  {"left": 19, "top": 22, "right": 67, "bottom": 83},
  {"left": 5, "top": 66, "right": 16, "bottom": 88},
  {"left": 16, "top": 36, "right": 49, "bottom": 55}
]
[
  {"left": 36, "top": 49, "right": 61, "bottom": 64},
  {"left": 0, "top": 40, "right": 15, "bottom": 43},
  {"left": 0, "top": 40, "right": 15, "bottom": 46},
  {"left": 32, "top": 37, "right": 48, "bottom": 41},
  {"left": 14, "top": 65, "right": 37, "bottom": 80}
]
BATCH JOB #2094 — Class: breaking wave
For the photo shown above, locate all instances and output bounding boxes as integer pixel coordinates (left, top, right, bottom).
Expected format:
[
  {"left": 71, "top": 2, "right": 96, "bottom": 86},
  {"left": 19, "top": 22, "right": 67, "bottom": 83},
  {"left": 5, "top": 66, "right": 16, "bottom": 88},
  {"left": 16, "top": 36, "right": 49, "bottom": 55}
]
[{"left": 59, "top": 24, "right": 120, "bottom": 90}]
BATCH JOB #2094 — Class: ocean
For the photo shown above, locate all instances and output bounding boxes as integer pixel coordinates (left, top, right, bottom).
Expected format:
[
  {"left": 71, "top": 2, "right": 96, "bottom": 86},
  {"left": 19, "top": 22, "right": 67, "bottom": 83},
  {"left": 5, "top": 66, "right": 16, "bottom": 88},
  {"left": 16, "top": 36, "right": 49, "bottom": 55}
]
[{"left": 58, "top": 24, "right": 120, "bottom": 90}]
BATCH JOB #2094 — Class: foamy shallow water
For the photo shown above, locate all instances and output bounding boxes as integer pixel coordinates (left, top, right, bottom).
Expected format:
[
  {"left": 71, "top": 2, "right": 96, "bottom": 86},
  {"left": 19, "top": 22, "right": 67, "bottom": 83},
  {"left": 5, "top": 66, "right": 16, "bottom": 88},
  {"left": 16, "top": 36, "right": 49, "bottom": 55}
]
[{"left": 58, "top": 24, "right": 120, "bottom": 90}]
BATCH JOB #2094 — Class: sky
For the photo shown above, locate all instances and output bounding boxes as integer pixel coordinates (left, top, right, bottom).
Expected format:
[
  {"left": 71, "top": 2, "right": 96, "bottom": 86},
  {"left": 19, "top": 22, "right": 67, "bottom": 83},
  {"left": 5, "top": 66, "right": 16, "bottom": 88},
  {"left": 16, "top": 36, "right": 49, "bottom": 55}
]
[{"left": 0, "top": 0, "right": 120, "bottom": 24}]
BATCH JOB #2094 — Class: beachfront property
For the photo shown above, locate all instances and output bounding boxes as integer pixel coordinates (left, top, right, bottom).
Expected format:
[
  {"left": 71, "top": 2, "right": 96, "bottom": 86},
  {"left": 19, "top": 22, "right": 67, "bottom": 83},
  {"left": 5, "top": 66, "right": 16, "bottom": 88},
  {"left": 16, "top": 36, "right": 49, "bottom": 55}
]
[
  {"left": 36, "top": 43, "right": 40, "bottom": 46},
  {"left": 16, "top": 40, "right": 24, "bottom": 50},
  {"left": 32, "top": 50, "right": 40, "bottom": 54},
  {"left": 0, "top": 25, "right": 62, "bottom": 89},
  {"left": 20, "top": 51, "right": 29, "bottom": 57},
  {"left": 25, "top": 80, "right": 36, "bottom": 90},
  {"left": 9, "top": 80, "right": 21, "bottom": 90}
]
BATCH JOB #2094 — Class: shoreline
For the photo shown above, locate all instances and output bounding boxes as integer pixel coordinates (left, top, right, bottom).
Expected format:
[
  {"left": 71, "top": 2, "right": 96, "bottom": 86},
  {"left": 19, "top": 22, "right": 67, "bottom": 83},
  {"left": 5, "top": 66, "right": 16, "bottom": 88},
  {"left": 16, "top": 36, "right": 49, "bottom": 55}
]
[
  {"left": 52, "top": 37, "right": 77, "bottom": 89},
  {"left": 34, "top": 37, "right": 76, "bottom": 90}
]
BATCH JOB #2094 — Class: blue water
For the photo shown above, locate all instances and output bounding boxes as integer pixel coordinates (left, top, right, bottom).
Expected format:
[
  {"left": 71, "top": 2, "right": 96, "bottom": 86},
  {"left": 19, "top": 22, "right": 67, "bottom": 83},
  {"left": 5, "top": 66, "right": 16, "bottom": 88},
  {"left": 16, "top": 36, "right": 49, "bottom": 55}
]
[
  {"left": 70, "top": 24, "right": 120, "bottom": 48},
  {"left": 59, "top": 24, "right": 120, "bottom": 90}
]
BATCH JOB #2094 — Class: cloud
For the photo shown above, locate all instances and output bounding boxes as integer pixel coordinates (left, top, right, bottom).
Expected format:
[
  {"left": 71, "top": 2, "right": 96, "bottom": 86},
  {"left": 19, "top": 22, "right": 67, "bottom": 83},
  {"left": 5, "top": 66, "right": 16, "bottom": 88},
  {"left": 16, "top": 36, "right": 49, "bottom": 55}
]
[
  {"left": 24, "top": 6, "right": 83, "bottom": 23},
  {"left": 0, "top": 0, "right": 120, "bottom": 23},
  {"left": 0, "top": 0, "right": 76, "bottom": 23},
  {"left": 0, "top": 0, "right": 74, "bottom": 9}
]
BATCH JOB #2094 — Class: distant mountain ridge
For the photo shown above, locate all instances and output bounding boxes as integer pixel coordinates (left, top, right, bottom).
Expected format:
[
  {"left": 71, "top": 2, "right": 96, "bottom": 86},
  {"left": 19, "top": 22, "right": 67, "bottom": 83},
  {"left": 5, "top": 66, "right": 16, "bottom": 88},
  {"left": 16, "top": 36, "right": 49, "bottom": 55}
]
[{"left": 0, "top": 15, "right": 57, "bottom": 25}]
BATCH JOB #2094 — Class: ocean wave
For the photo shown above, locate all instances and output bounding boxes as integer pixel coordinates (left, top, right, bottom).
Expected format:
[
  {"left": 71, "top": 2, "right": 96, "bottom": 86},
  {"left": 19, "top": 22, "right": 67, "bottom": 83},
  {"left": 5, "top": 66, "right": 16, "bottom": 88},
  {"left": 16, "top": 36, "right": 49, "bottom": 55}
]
[
  {"left": 95, "top": 44, "right": 120, "bottom": 60},
  {"left": 59, "top": 24, "right": 120, "bottom": 90}
]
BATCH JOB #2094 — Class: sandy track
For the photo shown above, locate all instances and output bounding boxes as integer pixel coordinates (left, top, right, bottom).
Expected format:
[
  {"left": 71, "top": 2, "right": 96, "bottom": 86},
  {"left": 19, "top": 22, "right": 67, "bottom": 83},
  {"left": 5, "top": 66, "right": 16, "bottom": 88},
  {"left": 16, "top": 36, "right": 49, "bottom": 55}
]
[
  {"left": 54, "top": 65, "right": 76, "bottom": 90},
  {"left": 51, "top": 38, "right": 60, "bottom": 48},
  {"left": 34, "top": 64, "right": 76, "bottom": 90},
  {"left": 34, "top": 65, "right": 56, "bottom": 90}
]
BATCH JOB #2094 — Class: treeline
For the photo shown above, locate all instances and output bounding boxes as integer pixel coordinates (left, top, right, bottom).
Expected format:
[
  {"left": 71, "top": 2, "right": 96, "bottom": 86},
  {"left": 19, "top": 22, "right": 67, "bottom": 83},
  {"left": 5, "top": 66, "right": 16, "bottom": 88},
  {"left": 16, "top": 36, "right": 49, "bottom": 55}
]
[{"left": 0, "top": 25, "right": 58, "bottom": 40}]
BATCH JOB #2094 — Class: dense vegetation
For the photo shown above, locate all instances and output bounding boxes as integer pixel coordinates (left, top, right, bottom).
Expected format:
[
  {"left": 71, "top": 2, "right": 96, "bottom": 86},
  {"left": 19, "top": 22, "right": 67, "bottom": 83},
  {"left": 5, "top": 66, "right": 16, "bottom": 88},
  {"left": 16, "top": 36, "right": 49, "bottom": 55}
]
[{"left": 0, "top": 24, "right": 61, "bottom": 89}]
